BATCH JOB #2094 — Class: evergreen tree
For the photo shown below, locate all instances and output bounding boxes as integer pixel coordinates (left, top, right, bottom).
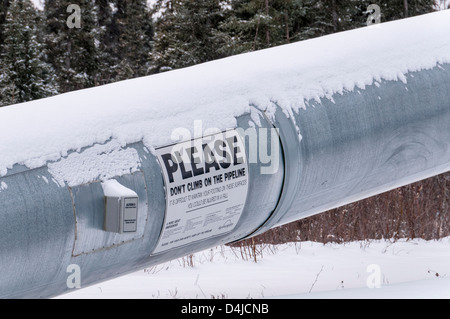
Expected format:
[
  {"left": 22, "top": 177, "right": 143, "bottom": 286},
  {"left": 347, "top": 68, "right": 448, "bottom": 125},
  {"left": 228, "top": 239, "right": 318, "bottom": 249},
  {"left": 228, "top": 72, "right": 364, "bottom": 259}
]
[
  {"left": 152, "top": 0, "right": 229, "bottom": 72},
  {"left": 218, "top": 0, "right": 437, "bottom": 57},
  {"left": 0, "top": 0, "right": 58, "bottom": 107},
  {"left": 219, "top": 0, "right": 330, "bottom": 54},
  {"left": 375, "top": 0, "right": 436, "bottom": 21},
  {"left": 93, "top": 0, "right": 117, "bottom": 85},
  {"left": 112, "top": 0, "right": 154, "bottom": 80},
  {"left": 44, "top": 0, "right": 103, "bottom": 92},
  {"left": 321, "top": 0, "right": 438, "bottom": 32},
  {"left": 0, "top": 0, "right": 11, "bottom": 48},
  {"left": 218, "top": 0, "right": 273, "bottom": 53}
]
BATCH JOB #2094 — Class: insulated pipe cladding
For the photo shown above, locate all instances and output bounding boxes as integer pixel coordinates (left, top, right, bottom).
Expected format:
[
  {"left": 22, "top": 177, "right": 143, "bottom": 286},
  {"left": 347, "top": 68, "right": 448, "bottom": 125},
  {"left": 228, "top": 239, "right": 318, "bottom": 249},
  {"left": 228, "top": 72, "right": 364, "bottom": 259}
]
[
  {"left": 1, "top": 16, "right": 450, "bottom": 299},
  {"left": 1, "top": 64, "right": 449, "bottom": 299}
]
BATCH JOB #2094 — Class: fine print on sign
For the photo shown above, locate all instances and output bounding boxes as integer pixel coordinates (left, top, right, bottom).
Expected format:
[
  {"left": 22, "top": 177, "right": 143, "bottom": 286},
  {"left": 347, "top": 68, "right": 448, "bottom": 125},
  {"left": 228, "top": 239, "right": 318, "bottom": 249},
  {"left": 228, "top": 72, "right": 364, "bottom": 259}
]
[{"left": 153, "top": 130, "right": 249, "bottom": 254}]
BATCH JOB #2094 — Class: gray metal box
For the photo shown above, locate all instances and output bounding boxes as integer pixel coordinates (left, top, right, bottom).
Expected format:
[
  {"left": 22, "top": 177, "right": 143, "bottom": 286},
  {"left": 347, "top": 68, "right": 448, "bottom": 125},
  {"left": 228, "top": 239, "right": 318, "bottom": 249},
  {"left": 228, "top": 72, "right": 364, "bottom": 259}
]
[{"left": 103, "top": 180, "right": 138, "bottom": 234}]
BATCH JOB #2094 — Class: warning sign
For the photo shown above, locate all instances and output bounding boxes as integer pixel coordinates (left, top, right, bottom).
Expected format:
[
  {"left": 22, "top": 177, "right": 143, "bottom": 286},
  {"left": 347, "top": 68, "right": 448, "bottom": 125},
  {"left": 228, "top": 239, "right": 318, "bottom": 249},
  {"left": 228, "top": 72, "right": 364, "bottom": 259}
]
[{"left": 152, "top": 130, "right": 249, "bottom": 254}]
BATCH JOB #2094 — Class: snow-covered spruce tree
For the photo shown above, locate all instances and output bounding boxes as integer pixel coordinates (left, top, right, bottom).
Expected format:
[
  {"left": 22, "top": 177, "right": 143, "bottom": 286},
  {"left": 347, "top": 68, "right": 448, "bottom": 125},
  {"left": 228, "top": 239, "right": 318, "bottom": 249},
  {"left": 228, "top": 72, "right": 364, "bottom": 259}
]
[
  {"left": 375, "top": 0, "right": 436, "bottom": 21},
  {"left": 92, "top": 0, "right": 118, "bottom": 85},
  {"left": 112, "top": 0, "right": 154, "bottom": 81},
  {"left": 0, "top": 0, "right": 58, "bottom": 107},
  {"left": 219, "top": 0, "right": 332, "bottom": 54},
  {"left": 341, "top": 0, "right": 437, "bottom": 30},
  {"left": 44, "top": 0, "right": 103, "bottom": 93},
  {"left": 218, "top": 0, "right": 274, "bottom": 54},
  {"left": 0, "top": 0, "right": 11, "bottom": 49},
  {"left": 152, "top": 0, "right": 229, "bottom": 72}
]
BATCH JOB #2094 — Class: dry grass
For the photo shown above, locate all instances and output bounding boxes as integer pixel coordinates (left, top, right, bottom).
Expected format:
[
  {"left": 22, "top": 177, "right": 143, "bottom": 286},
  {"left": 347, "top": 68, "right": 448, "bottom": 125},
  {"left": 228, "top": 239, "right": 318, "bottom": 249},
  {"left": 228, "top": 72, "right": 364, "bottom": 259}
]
[{"left": 231, "top": 172, "right": 450, "bottom": 249}]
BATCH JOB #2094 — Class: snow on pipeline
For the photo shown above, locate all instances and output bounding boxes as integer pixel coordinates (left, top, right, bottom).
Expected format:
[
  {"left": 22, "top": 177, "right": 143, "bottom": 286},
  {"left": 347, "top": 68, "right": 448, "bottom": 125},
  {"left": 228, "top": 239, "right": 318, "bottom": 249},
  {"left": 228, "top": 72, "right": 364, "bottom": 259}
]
[{"left": 0, "top": 10, "right": 449, "bottom": 186}]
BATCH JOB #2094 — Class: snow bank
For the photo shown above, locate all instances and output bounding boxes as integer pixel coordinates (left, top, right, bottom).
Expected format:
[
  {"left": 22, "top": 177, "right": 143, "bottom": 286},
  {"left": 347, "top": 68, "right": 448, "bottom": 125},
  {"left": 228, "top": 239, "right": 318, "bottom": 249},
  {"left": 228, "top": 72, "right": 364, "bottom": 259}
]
[
  {"left": 1, "top": 11, "right": 450, "bottom": 185},
  {"left": 57, "top": 237, "right": 450, "bottom": 299}
]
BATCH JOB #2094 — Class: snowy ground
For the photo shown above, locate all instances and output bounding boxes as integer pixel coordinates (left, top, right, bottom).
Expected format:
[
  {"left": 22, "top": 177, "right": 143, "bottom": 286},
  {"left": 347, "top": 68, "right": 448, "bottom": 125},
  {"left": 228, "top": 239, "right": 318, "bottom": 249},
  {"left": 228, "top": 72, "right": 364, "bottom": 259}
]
[{"left": 58, "top": 237, "right": 450, "bottom": 299}]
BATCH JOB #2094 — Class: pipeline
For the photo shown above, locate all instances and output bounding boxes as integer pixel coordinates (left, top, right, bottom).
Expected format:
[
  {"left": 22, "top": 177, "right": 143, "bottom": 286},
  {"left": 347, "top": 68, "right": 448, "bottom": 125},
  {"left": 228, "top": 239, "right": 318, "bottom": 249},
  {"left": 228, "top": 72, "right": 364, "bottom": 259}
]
[{"left": 0, "top": 12, "right": 450, "bottom": 298}]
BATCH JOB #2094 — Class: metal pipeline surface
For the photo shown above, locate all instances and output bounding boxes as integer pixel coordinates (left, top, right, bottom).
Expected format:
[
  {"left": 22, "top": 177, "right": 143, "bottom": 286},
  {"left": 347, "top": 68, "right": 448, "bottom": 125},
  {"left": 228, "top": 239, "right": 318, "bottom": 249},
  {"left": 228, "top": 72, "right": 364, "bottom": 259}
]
[{"left": 0, "top": 19, "right": 449, "bottom": 299}]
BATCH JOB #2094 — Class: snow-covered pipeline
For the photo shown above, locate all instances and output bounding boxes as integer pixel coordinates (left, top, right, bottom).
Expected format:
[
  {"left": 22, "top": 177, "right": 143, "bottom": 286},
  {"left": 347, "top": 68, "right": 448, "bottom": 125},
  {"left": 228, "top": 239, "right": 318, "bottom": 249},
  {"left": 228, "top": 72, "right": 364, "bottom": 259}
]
[{"left": 0, "top": 11, "right": 450, "bottom": 298}]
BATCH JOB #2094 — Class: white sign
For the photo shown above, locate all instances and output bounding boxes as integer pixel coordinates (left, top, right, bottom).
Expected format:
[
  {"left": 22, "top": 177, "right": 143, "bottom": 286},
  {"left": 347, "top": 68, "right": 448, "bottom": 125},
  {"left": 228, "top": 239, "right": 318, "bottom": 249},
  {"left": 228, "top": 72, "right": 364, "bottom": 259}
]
[{"left": 153, "top": 130, "right": 249, "bottom": 254}]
